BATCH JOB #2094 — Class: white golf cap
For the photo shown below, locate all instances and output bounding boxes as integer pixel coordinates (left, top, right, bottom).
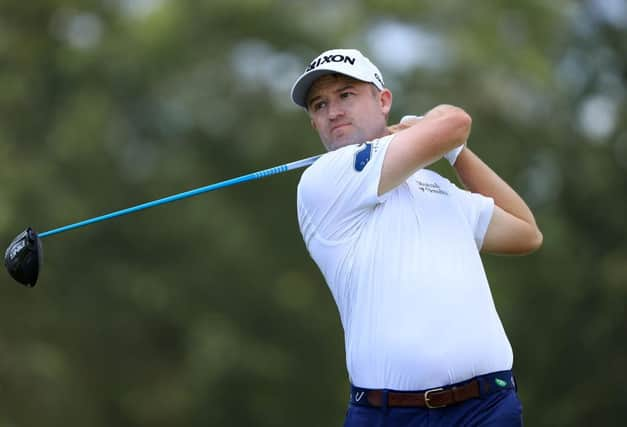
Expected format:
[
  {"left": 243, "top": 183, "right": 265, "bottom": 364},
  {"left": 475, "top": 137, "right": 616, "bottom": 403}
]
[{"left": 290, "top": 48, "right": 385, "bottom": 108}]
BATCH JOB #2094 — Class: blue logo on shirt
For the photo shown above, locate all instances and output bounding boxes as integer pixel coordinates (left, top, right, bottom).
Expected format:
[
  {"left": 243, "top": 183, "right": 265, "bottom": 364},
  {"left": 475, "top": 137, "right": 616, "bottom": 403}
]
[{"left": 354, "top": 143, "right": 372, "bottom": 172}]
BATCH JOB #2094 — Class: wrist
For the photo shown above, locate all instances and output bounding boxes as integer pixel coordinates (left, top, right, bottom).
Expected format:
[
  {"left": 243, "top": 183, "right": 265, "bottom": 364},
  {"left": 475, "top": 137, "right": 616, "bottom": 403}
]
[
  {"left": 400, "top": 114, "right": 465, "bottom": 166},
  {"left": 444, "top": 144, "right": 465, "bottom": 166}
]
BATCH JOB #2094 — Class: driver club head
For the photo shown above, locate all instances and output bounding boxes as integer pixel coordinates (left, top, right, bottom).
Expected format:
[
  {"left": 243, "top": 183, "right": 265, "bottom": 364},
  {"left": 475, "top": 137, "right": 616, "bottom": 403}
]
[{"left": 4, "top": 227, "right": 43, "bottom": 287}]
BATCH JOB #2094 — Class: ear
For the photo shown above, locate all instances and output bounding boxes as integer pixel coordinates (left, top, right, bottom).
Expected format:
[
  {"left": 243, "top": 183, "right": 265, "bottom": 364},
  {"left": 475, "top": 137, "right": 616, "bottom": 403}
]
[{"left": 379, "top": 89, "right": 393, "bottom": 116}]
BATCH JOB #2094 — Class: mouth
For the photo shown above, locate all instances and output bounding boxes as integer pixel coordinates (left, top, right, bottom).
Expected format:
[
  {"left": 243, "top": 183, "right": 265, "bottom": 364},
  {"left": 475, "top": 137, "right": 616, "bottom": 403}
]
[{"left": 331, "top": 123, "right": 351, "bottom": 133}]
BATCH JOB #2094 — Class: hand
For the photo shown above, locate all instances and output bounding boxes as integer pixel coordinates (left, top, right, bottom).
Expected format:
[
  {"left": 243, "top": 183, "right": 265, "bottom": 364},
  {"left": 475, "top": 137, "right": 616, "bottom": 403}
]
[{"left": 386, "top": 115, "right": 424, "bottom": 134}]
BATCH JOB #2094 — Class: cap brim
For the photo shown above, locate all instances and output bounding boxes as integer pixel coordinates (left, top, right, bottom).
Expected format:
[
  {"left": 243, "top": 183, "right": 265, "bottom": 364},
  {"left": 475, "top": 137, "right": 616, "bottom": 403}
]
[
  {"left": 291, "top": 68, "right": 383, "bottom": 109},
  {"left": 291, "top": 69, "right": 341, "bottom": 109}
]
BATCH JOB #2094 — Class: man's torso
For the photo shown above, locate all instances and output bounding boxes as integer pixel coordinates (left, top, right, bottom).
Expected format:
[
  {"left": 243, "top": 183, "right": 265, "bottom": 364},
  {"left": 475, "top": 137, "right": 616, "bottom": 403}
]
[{"left": 297, "top": 137, "right": 512, "bottom": 390}]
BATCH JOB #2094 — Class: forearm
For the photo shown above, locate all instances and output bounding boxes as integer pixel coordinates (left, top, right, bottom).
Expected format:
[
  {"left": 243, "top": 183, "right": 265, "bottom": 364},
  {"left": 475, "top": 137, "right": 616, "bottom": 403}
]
[
  {"left": 454, "top": 148, "right": 537, "bottom": 227},
  {"left": 379, "top": 105, "right": 471, "bottom": 195}
]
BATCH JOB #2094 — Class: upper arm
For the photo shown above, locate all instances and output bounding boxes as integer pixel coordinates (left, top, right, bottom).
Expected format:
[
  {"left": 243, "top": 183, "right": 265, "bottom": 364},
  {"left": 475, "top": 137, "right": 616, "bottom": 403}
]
[
  {"left": 298, "top": 138, "right": 392, "bottom": 242},
  {"left": 481, "top": 205, "right": 543, "bottom": 255},
  {"left": 378, "top": 106, "right": 472, "bottom": 195}
]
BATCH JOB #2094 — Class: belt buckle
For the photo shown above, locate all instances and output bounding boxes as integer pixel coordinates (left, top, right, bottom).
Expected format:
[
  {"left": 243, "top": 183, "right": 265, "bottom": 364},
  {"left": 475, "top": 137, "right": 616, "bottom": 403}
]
[{"left": 424, "top": 387, "right": 446, "bottom": 409}]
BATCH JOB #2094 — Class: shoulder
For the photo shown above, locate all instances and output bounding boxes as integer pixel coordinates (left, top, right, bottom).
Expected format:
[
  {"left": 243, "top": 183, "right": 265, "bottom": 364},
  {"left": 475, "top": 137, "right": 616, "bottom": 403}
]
[
  {"left": 413, "top": 169, "right": 454, "bottom": 187},
  {"left": 298, "top": 145, "right": 349, "bottom": 192},
  {"left": 299, "top": 135, "right": 393, "bottom": 188},
  {"left": 412, "top": 169, "right": 475, "bottom": 201}
]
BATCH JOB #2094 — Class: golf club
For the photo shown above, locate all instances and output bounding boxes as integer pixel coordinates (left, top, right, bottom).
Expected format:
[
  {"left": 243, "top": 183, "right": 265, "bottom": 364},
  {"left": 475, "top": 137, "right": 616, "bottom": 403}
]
[{"left": 4, "top": 154, "right": 321, "bottom": 287}]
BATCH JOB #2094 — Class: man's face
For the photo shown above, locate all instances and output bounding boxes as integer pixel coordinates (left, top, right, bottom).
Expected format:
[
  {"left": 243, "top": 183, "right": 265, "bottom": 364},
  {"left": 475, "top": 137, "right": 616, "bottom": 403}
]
[{"left": 306, "top": 75, "right": 392, "bottom": 151}]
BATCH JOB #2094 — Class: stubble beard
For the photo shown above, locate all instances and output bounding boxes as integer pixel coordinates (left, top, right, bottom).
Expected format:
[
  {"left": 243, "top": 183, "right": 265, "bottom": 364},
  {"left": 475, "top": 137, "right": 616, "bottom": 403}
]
[{"left": 323, "top": 126, "right": 373, "bottom": 152}]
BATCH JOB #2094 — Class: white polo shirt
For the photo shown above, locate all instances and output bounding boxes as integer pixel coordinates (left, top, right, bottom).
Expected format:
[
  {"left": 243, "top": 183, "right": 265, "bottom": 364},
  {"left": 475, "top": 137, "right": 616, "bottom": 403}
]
[{"left": 296, "top": 134, "right": 513, "bottom": 391}]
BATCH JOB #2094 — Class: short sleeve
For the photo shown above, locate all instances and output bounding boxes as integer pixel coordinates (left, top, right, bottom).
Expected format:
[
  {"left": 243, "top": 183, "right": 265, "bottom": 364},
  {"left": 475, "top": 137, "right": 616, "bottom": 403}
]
[
  {"left": 448, "top": 185, "right": 495, "bottom": 249},
  {"left": 297, "top": 135, "right": 394, "bottom": 244}
]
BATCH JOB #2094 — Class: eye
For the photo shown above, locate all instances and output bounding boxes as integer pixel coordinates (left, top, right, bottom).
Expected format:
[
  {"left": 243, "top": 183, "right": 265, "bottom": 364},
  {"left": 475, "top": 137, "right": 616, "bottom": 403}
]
[
  {"left": 312, "top": 101, "right": 326, "bottom": 111},
  {"left": 340, "top": 91, "right": 353, "bottom": 99}
]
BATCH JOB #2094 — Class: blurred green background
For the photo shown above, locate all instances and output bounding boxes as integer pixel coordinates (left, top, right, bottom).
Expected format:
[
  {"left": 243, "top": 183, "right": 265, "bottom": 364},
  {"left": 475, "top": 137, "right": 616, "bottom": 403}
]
[{"left": 1, "top": 0, "right": 626, "bottom": 426}]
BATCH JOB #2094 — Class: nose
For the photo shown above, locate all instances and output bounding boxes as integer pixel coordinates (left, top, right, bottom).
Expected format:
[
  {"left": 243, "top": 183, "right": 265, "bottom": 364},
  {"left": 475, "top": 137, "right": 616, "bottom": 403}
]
[{"left": 327, "top": 100, "right": 344, "bottom": 120}]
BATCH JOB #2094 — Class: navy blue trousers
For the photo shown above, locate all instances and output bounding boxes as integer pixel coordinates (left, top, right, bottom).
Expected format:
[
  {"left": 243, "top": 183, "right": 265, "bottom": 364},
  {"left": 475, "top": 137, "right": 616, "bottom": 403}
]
[{"left": 344, "top": 375, "right": 523, "bottom": 427}]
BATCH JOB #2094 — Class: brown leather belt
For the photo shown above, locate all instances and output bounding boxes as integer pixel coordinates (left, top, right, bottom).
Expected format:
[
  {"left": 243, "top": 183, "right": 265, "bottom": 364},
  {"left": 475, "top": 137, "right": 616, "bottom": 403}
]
[
  {"left": 351, "top": 371, "right": 515, "bottom": 409},
  {"left": 366, "top": 380, "right": 480, "bottom": 409}
]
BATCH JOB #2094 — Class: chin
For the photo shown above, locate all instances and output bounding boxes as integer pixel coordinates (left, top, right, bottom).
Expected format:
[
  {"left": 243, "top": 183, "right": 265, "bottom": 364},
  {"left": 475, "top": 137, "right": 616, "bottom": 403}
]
[
  {"left": 325, "top": 139, "right": 351, "bottom": 151},
  {"left": 323, "top": 141, "right": 342, "bottom": 152},
  {"left": 327, "top": 133, "right": 366, "bottom": 151}
]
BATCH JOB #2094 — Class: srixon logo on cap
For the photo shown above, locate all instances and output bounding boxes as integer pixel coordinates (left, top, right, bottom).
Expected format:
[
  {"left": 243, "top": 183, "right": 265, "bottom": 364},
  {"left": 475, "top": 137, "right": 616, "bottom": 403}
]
[{"left": 306, "top": 54, "right": 356, "bottom": 72}]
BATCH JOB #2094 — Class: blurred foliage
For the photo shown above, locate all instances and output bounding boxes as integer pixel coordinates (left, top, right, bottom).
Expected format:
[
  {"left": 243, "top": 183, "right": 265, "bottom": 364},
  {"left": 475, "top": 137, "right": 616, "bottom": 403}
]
[{"left": 1, "top": 0, "right": 626, "bottom": 426}]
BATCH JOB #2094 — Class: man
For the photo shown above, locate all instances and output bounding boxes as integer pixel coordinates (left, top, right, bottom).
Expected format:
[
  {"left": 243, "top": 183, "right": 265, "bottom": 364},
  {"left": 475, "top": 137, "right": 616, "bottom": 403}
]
[{"left": 291, "top": 48, "right": 542, "bottom": 426}]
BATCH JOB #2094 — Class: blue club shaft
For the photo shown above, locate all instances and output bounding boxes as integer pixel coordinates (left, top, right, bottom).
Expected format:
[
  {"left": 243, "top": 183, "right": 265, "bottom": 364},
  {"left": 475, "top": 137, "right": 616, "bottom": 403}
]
[{"left": 39, "top": 155, "right": 321, "bottom": 239}]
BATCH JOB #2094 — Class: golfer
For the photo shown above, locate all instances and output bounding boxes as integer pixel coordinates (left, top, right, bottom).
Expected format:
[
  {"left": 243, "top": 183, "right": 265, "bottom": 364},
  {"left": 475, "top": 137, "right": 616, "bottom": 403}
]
[{"left": 291, "top": 49, "right": 542, "bottom": 426}]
